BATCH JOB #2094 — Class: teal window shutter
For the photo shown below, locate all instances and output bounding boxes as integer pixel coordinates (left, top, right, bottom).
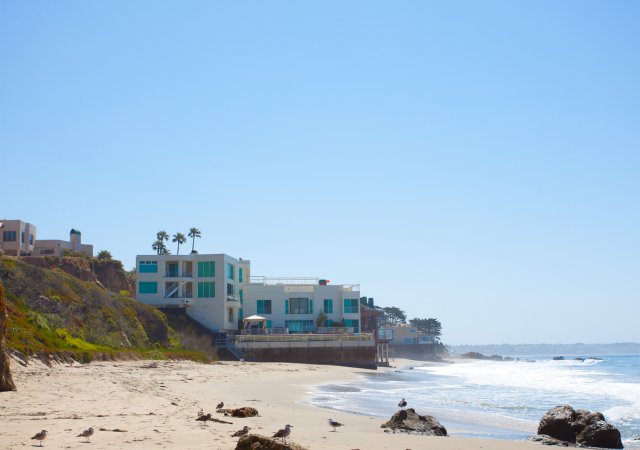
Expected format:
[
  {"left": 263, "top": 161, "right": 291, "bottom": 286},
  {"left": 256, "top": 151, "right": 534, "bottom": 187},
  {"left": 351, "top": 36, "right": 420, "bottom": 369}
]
[
  {"left": 309, "top": 299, "right": 313, "bottom": 314},
  {"left": 285, "top": 299, "right": 289, "bottom": 315}
]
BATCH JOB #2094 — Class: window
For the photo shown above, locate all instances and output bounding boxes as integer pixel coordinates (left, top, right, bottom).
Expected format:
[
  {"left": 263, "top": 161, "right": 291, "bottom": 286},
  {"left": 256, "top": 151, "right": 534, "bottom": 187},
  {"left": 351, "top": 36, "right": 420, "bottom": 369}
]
[
  {"left": 139, "top": 261, "right": 158, "bottom": 273},
  {"left": 344, "top": 319, "right": 360, "bottom": 333},
  {"left": 285, "top": 320, "right": 314, "bottom": 333},
  {"left": 226, "top": 263, "right": 234, "bottom": 280},
  {"left": 139, "top": 282, "right": 158, "bottom": 294},
  {"left": 266, "top": 320, "right": 272, "bottom": 329},
  {"left": 289, "top": 298, "right": 310, "bottom": 314},
  {"left": 2, "top": 230, "right": 16, "bottom": 242},
  {"left": 21, "top": 232, "right": 25, "bottom": 243},
  {"left": 166, "top": 262, "right": 179, "bottom": 277},
  {"left": 40, "top": 249, "right": 55, "bottom": 255},
  {"left": 226, "top": 283, "right": 234, "bottom": 296},
  {"left": 198, "top": 261, "right": 215, "bottom": 277},
  {"left": 198, "top": 282, "right": 215, "bottom": 298},
  {"left": 325, "top": 319, "right": 334, "bottom": 327},
  {"left": 239, "top": 268, "right": 243, "bottom": 283},
  {"left": 29, "top": 234, "right": 34, "bottom": 245},
  {"left": 257, "top": 300, "right": 272, "bottom": 315},
  {"left": 228, "top": 308, "right": 234, "bottom": 323},
  {"left": 239, "top": 289, "right": 243, "bottom": 304},
  {"left": 344, "top": 299, "right": 359, "bottom": 313},
  {"left": 323, "top": 299, "right": 333, "bottom": 314}
]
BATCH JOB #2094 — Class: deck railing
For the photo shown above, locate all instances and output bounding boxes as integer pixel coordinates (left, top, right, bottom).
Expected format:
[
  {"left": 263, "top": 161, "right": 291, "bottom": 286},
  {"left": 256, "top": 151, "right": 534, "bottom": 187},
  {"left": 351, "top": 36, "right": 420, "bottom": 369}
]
[{"left": 235, "top": 333, "right": 375, "bottom": 347}]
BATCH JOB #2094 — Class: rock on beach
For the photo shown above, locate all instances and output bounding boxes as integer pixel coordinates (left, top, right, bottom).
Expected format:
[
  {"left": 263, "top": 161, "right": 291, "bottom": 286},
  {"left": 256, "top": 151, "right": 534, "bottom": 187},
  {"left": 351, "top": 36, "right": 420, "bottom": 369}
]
[
  {"left": 537, "top": 405, "right": 623, "bottom": 449},
  {"left": 381, "top": 408, "right": 448, "bottom": 436}
]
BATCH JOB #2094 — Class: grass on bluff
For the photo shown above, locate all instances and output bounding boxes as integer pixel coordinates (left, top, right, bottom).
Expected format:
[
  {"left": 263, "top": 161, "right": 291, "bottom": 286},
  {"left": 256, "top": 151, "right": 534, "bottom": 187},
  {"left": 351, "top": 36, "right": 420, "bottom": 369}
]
[{"left": 0, "top": 256, "right": 215, "bottom": 363}]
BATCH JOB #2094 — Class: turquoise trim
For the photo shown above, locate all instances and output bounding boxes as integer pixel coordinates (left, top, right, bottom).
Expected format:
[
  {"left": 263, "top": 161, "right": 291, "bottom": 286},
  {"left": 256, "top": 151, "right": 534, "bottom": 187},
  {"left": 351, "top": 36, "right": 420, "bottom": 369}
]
[
  {"left": 139, "top": 261, "right": 158, "bottom": 273},
  {"left": 198, "top": 281, "right": 215, "bottom": 298},
  {"left": 138, "top": 282, "right": 157, "bottom": 294}
]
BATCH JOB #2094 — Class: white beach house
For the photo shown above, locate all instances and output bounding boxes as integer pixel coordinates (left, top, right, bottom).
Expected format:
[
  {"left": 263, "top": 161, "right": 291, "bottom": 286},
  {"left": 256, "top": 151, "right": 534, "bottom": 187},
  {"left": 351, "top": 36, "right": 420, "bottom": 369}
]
[
  {"left": 242, "top": 277, "right": 361, "bottom": 333},
  {"left": 135, "top": 253, "right": 250, "bottom": 333},
  {"left": 135, "top": 253, "right": 362, "bottom": 335}
]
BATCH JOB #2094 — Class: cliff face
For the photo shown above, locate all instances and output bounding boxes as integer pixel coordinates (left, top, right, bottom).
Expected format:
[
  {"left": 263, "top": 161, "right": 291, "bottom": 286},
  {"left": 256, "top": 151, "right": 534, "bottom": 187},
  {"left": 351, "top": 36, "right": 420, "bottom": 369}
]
[
  {"left": 18, "top": 256, "right": 134, "bottom": 293},
  {"left": 93, "top": 259, "right": 134, "bottom": 293},
  {"left": 0, "top": 256, "right": 168, "bottom": 359}
]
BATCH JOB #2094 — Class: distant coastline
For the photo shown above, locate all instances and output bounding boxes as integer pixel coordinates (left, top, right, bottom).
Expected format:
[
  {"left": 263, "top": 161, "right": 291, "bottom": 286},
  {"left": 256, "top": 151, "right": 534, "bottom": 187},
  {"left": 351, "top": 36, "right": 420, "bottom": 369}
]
[{"left": 448, "top": 342, "right": 640, "bottom": 356}]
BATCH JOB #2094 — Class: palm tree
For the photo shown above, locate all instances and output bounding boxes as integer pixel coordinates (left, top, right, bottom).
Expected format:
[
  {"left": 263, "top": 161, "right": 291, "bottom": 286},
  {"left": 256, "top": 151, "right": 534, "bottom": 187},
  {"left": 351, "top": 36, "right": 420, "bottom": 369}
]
[
  {"left": 188, "top": 227, "right": 201, "bottom": 253},
  {"left": 157, "top": 230, "right": 169, "bottom": 244},
  {"left": 152, "top": 239, "right": 165, "bottom": 255},
  {"left": 172, "top": 232, "right": 187, "bottom": 255}
]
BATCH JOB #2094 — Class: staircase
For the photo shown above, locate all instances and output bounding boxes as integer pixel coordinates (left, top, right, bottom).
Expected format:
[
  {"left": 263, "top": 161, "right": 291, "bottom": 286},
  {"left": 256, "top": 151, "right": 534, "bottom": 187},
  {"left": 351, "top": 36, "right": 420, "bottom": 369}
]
[{"left": 215, "top": 336, "right": 245, "bottom": 361}]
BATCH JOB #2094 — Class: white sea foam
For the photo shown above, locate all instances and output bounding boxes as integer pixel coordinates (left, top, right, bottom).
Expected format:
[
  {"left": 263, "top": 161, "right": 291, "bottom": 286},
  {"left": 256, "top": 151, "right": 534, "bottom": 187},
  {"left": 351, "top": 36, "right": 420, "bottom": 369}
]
[
  {"left": 308, "top": 356, "right": 640, "bottom": 442},
  {"left": 416, "top": 359, "right": 640, "bottom": 407}
]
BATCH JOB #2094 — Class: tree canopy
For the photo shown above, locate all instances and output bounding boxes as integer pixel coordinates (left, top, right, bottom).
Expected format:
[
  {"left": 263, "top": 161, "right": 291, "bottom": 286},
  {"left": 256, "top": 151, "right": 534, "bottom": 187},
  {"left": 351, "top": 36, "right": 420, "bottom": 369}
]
[
  {"left": 381, "top": 306, "right": 407, "bottom": 325},
  {"left": 96, "top": 250, "right": 112, "bottom": 260},
  {"left": 409, "top": 318, "right": 443, "bottom": 337}
]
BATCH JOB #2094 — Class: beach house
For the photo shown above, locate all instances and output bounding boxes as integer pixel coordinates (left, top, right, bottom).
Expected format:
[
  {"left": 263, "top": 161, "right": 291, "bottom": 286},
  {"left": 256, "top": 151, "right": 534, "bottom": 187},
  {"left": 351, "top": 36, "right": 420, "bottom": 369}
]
[
  {"left": 0, "top": 219, "right": 37, "bottom": 256},
  {"left": 242, "top": 277, "right": 362, "bottom": 333},
  {"left": 33, "top": 228, "right": 94, "bottom": 257},
  {"left": 135, "top": 253, "right": 250, "bottom": 333}
]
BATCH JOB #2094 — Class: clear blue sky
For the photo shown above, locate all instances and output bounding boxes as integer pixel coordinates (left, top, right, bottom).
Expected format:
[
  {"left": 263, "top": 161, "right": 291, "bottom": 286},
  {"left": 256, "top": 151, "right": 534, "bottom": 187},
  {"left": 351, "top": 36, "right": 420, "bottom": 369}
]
[{"left": 2, "top": 1, "right": 638, "bottom": 345}]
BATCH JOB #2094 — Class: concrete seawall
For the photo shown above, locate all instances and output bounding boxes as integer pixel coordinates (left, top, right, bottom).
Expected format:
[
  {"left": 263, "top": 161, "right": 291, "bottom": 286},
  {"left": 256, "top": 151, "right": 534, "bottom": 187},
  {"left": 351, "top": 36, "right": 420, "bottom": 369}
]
[{"left": 240, "top": 346, "right": 377, "bottom": 369}]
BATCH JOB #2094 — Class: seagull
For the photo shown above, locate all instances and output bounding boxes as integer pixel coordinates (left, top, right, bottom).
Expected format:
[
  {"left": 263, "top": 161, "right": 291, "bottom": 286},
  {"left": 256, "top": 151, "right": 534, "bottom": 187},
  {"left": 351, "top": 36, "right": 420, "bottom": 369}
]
[
  {"left": 196, "top": 413, "right": 212, "bottom": 426},
  {"left": 31, "top": 430, "right": 48, "bottom": 446},
  {"left": 77, "top": 427, "right": 94, "bottom": 442},
  {"left": 231, "top": 426, "right": 251, "bottom": 437},
  {"left": 273, "top": 424, "right": 293, "bottom": 444},
  {"left": 216, "top": 401, "right": 224, "bottom": 410},
  {"left": 398, "top": 398, "right": 407, "bottom": 409},
  {"left": 328, "top": 418, "right": 344, "bottom": 432}
]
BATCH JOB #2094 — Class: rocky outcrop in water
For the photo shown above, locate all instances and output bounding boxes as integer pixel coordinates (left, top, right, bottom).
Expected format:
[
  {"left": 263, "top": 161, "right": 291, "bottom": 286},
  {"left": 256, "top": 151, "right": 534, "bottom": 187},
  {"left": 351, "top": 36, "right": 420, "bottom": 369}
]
[
  {"left": 381, "top": 408, "right": 447, "bottom": 436},
  {"left": 459, "top": 352, "right": 511, "bottom": 361},
  {"left": 537, "top": 405, "right": 623, "bottom": 449}
]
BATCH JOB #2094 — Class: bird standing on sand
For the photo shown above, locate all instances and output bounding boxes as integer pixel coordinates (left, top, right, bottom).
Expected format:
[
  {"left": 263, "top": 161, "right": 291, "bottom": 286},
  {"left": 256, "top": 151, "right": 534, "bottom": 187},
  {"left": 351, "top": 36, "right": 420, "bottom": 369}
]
[
  {"left": 328, "top": 418, "right": 344, "bottom": 432},
  {"left": 77, "top": 427, "right": 94, "bottom": 442},
  {"left": 273, "top": 424, "right": 293, "bottom": 444},
  {"left": 231, "top": 426, "right": 251, "bottom": 437},
  {"left": 31, "top": 430, "right": 48, "bottom": 446},
  {"left": 196, "top": 413, "right": 212, "bottom": 425},
  {"left": 197, "top": 408, "right": 204, "bottom": 418},
  {"left": 398, "top": 398, "right": 407, "bottom": 409},
  {"left": 216, "top": 401, "right": 224, "bottom": 410}
]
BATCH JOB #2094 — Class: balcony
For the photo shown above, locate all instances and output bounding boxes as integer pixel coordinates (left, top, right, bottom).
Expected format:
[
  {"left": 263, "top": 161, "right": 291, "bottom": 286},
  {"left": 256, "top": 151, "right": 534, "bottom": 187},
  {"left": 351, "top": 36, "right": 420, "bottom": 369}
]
[
  {"left": 165, "top": 271, "right": 193, "bottom": 278},
  {"left": 226, "top": 294, "right": 239, "bottom": 301}
]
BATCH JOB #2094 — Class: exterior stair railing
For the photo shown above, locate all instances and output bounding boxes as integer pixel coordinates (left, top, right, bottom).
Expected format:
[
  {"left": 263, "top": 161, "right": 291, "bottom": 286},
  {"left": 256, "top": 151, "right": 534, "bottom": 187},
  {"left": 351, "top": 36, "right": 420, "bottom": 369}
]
[{"left": 215, "top": 336, "right": 245, "bottom": 361}]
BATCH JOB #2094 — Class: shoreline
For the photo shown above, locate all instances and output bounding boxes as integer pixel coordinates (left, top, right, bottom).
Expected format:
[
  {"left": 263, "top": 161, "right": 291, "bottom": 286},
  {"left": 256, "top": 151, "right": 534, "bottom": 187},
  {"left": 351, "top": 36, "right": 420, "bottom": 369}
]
[{"left": 0, "top": 358, "right": 543, "bottom": 449}]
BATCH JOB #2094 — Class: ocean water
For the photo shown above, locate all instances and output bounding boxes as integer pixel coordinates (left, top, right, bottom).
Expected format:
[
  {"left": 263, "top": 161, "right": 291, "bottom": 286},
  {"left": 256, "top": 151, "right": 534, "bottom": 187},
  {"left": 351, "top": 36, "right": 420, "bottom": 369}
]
[{"left": 307, "top": 355, "right": 640, "bottom": 448}]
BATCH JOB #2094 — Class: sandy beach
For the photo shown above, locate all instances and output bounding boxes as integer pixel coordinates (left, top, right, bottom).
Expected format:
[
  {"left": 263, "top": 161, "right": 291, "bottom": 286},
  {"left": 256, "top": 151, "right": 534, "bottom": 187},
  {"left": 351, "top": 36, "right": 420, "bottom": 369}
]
[{"left": 0, "top": 358, "right": 543, "bottom": 450}]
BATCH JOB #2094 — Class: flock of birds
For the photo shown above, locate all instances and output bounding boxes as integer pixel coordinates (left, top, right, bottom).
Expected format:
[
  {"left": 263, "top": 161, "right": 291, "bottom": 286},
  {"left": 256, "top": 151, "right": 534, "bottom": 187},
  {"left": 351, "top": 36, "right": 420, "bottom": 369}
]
[
  {"left": 29, "top": 398, "right": 409, "bottom": 446},
  {"left": 30, "top": 427, "right": 94, "bottom": 446}
]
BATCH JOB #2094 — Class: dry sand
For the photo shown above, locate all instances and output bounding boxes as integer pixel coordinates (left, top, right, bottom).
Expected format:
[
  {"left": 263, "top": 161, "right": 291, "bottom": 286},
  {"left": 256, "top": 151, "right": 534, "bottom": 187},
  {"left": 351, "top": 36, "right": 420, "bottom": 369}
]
[{"left": 0, "top": 357, "right": 543, "bottom": 449}]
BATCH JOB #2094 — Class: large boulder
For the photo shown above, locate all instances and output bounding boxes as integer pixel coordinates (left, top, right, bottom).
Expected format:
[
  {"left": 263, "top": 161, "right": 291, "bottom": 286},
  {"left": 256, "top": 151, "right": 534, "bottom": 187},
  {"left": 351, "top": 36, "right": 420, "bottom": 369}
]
[
  {"left": 381, "top": 408, "right": 447, "bottom": 436},
  {"left": 537, "top": 405, "right": 623, "bottom": 449},
  {"left": 235, "top": 434, "right": 307, "bottom": 450}
]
